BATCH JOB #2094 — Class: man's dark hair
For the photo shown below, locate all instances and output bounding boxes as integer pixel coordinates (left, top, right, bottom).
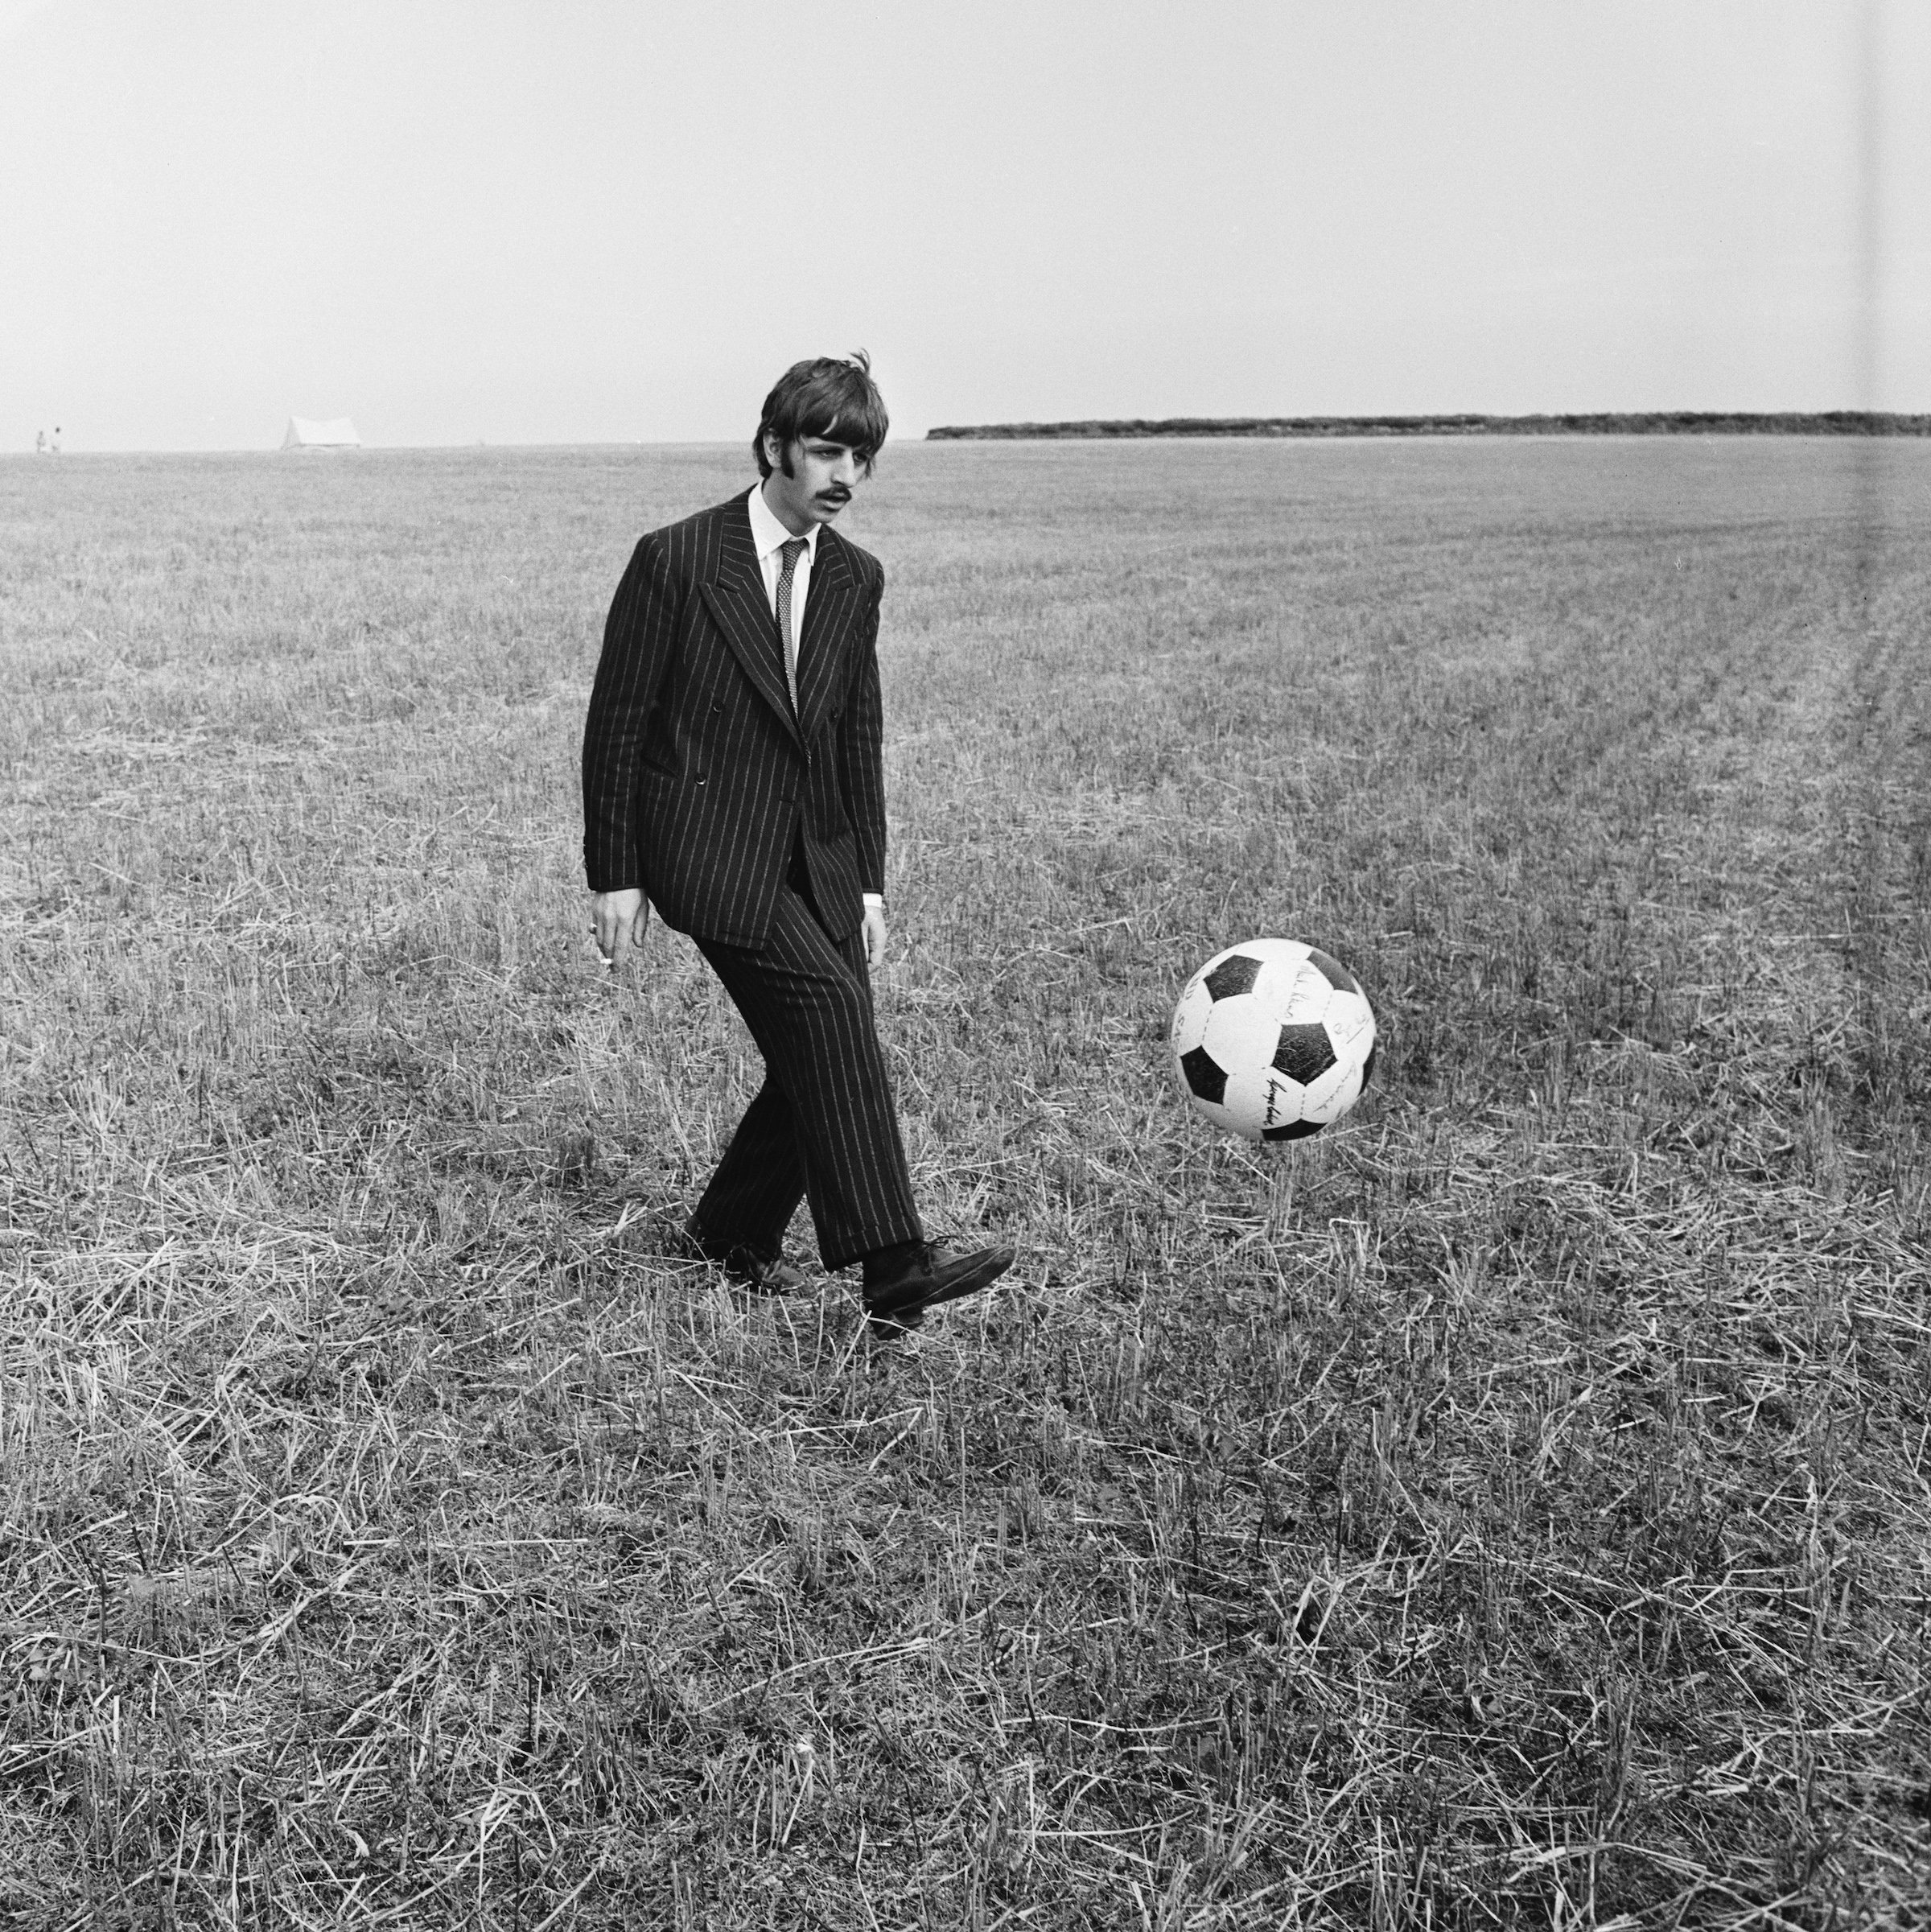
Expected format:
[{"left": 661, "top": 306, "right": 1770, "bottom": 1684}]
[{"left": 754, "top": 351, "right": 889, "bottom": 480}]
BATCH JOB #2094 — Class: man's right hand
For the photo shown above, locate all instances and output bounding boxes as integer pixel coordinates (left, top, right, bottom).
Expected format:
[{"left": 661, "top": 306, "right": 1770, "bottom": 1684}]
[{"left": 591, "top": 888, "right": 648, "bottom": 969}]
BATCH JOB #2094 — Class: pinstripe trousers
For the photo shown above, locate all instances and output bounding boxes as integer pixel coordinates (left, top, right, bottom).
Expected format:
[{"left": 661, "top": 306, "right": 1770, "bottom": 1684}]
[{"left": 690, "top": 872, "right": 922, "bottom": 1271}]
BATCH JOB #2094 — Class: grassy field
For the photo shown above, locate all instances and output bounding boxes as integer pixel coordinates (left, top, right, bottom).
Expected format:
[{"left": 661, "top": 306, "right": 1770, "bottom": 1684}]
[{"left": 1, "top": 436, "right": 1927, "bottom": 1929}]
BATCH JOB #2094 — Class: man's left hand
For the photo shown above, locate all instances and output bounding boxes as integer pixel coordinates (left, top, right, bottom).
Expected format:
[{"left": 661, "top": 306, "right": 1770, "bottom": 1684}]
[{"left": 863, "top": 900, "right": 888, "bottom": 976}]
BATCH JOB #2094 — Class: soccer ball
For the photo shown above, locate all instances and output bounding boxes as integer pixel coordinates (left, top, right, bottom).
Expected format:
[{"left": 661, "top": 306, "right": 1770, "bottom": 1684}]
[{"left": 1171, "top": 939, "right": 1377, "bottom": 1142}]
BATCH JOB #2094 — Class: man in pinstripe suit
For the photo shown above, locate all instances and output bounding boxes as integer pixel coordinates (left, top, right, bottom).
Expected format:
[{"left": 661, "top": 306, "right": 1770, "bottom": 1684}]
[{"left": 582, "top": 354, "right": 1012, "bottom": 1337}]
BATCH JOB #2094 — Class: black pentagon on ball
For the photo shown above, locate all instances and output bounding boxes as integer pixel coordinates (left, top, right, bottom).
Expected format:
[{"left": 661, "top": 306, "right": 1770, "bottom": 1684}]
[
  {"left": 1271, "top": 1022, "right": 1336, "bottom": 1086},
  {"left": 1306, "top": 946, "right": 1359, "bottom": 994},
  {"left": 1202, "top": 953, "right": 1262, "bottom": 1000},
  {"left": 1361, "top": 1040, "right": 1377, "bottom": 1088},
  {"left": 1262, "top": 1118, "right": 1323, "bottom": 1142},
  {"left": 1180, "top": 1045, "right": 1228, "bottom": 1105}
]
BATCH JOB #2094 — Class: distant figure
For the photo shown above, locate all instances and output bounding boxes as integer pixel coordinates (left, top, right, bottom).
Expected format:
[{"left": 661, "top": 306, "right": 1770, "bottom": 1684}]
[
  {"left": 35, "top": 430, "right": 45, "bottom": 454},
  {"left": 51, "top": 426, "right": 61, "bottom": 454}
]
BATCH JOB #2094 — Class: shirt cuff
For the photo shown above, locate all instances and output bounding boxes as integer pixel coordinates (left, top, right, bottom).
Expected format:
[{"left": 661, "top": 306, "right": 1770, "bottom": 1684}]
[{"left": 862, "top": 892, "right": 885, "bottom": 909}]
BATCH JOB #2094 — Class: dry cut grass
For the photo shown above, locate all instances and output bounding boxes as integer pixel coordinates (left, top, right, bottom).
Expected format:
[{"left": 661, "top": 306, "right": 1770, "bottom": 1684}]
[{"left": 1, "top": 438, "right": 1928, "bottom": 1928}]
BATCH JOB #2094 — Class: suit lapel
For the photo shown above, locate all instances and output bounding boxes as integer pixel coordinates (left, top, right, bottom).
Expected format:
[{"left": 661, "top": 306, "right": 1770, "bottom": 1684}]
[
  {"left": 796, "top": 531, "right": 858, "bottom": 744},
  {"left": 698, "top": 496, "right": 800, "bottom": 744}
]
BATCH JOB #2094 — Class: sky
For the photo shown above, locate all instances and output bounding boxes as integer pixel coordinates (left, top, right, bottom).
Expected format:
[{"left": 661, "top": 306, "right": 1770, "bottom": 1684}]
[{"left": 1, "top": 0, "right": 1925, "bottom": 450}]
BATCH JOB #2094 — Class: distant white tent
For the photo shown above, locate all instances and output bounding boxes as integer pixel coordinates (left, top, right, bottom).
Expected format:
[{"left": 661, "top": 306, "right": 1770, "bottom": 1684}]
[{"left": 281, "top": 416, "right": 361, "bottom": 450}]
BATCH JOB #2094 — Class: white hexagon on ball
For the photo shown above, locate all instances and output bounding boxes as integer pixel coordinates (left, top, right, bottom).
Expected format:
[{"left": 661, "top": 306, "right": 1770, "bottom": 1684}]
[{"left": 1171, "top": 937, "right": 1378, "bottom": 1143}]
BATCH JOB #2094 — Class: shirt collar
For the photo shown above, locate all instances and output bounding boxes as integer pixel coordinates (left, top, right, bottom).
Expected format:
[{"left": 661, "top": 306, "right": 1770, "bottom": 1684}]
[{"left": 746, "top": 482, "right": 821, "bottom": 563}]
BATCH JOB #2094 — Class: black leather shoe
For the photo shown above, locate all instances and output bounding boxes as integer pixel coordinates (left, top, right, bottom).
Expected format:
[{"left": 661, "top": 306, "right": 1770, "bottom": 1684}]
[
  {"left": 863, "top": 1240, "right": 1014, "bottom": 1337},
  {"left": 668, "top": 1225, "right": 806, "bottom": 1297},
  {"left": 720, "top": 1248, "right": 808, "bottom": 1296}
]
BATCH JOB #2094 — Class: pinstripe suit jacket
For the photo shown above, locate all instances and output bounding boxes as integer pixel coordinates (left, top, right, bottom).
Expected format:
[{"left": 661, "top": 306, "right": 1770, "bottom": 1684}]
[{"left": 582, "top": 492, "right": 888, "bottom": 948}]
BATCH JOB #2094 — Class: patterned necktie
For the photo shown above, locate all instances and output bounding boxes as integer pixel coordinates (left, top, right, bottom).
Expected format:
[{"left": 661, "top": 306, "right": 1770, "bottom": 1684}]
[{"left": 776, "top": 538, "right": 807, "bottom": 715}]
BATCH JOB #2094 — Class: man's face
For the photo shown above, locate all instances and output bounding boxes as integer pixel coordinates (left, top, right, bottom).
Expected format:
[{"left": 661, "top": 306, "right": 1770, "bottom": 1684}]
[{"left": 761, "top": 431, "right": 863, "bottom": 534}]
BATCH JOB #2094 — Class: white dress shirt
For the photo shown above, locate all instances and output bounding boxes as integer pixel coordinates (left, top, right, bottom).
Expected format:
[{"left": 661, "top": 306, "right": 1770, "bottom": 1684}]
[
  {"left": 744, "top": 484, "right": 884, "bottom": 914},
  {"left": 746, "top": 482, "right": 818, "bottom": 649}
]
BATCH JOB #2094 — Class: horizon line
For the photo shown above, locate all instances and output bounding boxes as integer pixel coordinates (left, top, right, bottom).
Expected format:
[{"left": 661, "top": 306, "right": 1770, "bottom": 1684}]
[{"left": 12, "top": 408, "right": 1931, "bottom": 457}]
